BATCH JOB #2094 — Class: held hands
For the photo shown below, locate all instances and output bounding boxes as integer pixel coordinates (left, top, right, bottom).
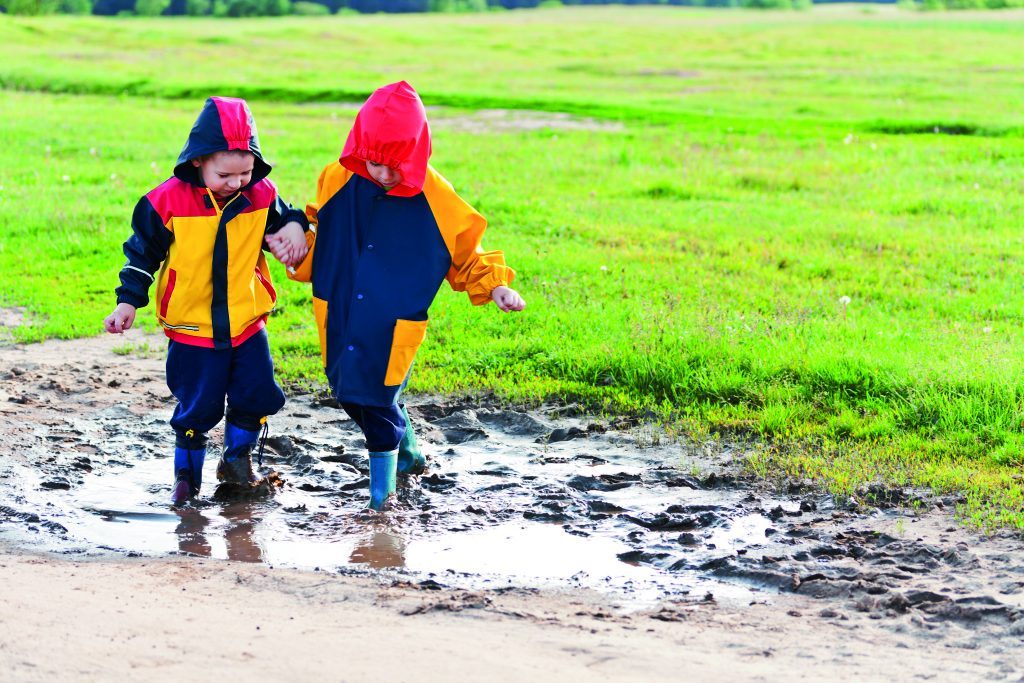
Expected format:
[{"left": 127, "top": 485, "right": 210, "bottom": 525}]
[
  {"left": 265, "top": 221, "right": 309, "bottom": 268},
  {"left": 491, "top": 286, "right": 526, "bottom": 313},
  {"left": 103, "top": 303, "right": 137, "bottom": 334}
]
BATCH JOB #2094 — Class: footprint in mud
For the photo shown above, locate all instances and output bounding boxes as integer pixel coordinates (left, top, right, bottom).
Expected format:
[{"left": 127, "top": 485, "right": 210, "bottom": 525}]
[
  {"left": 476, "top": 409, "right": 551, "bottom": 437},
  {"left": 432, "top": 410, "right": 488, "bottom": 444}
]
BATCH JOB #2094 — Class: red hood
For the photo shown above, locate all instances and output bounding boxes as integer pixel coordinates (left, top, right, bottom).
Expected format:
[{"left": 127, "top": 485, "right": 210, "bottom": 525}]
[{"left": 340, "top": 81, "right": 432, "bottom": 197}]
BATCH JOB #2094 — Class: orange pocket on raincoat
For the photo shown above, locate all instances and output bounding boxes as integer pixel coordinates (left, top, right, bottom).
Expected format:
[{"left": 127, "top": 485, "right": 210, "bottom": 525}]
[{"left": 384, "top": 319, "right": 428, "bottom": 386}]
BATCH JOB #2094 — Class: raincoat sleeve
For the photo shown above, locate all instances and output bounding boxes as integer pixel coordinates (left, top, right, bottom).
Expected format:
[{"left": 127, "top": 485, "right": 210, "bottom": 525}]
[
  {"left": 286, "top": 204, "right": 318, "bottom": 284},
  {"left": 263, "top": 180, "right": 309, "bottom": 236},
  {"left": 287, "top": 166, "right": 329, "bottom": 284},
  {"left": 115, "top": 196, "right": 173, "bottom": 309},
  {"left": 443, "top": 194, "right": 516, "bottom": 306}
]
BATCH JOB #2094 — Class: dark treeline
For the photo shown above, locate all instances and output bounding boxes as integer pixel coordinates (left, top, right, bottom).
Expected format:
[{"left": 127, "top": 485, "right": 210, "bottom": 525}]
[
  {"left": 6, "top": 0, "right": 1009, "bottom": 17},
  {"left": 3, "top": 0, "right": 822, "bottom": 17},
  {"left": 91, "top": 0, "right": 747, "bottom": 15}
]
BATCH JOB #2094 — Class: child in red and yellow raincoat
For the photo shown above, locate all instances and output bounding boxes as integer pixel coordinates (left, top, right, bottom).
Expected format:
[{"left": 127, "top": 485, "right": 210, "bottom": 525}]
[{"left": 105, "top": 97, "right": 309, "bottom": 505}]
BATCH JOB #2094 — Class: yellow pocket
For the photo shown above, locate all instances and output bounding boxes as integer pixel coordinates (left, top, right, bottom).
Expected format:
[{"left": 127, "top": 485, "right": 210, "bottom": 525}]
[
  {"left": 384, "top": 319, "right": 428, "bottom": 386},
  {"left": 313, "top": 297, "right": 329, "bottom": 367}
]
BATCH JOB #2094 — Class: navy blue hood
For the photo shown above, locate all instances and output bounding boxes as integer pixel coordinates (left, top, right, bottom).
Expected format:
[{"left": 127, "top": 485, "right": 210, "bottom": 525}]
[{"left": 173, "top": 97, "right": 272, "bottom": 188}]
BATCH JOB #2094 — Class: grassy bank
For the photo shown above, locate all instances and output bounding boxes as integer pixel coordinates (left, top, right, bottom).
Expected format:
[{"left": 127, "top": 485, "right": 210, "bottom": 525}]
[{"left": 2, "top": 7, "right": 1024, "bottom": 527}]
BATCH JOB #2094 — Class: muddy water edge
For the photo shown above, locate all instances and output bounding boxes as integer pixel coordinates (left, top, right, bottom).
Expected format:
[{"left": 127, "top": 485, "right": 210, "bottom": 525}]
[{"left": 1, "top": 330, "right": 1023, "bottom": 679}]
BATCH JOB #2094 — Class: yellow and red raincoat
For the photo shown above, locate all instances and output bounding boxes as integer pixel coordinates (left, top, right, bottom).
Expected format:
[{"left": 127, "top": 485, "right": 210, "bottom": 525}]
[{"left": 115, "top": 97, "right": 307, "bottom": 350}]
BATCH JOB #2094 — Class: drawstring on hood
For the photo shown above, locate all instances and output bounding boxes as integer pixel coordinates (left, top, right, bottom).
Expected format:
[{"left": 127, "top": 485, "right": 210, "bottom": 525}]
[
  {"left": 173, "top": 97, "right": 272, "bottom": 188},
  {"left": 340, "top": 81, "right": 432, "bottom": 198}
]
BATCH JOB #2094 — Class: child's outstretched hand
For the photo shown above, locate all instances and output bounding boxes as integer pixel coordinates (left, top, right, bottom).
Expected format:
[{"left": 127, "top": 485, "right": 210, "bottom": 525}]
[
  {"left": 491, "top": 286, "right": 526, "bottom": 313},
  {"left": 266, "top": 221, "right": 308, "bottom": 267},
  {"left": 104, "top": 303, "right": 137, "bottom": 334}
]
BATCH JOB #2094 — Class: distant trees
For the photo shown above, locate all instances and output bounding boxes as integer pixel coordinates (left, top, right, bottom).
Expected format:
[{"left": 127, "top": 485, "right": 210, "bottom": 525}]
[
  {"left": 135, "top": 0, "right": 170, "bottom": 14},
  {"left": 59, "top": 0, "right": 93, "bottom": 11},
  {"left": 3, "top": 0, "right": 1021, "bottom": 16},
  {"left": 897, "top": 0, "right": 1024, "bottom": 8},
  {"left": 292, "top": 0, "right": 330, "bottom": 11},
  {"left": 218, "top": 0, "right": 292, "bottom": 16},
  {"left": 83, "top": 0, "right": 126, "bottom": 13},
  {"left": 429, "top": 0, "right": 487, "bottom": 11},
  {"left": 2, "top": 0, "right": 60, "bottom": 14},
  {"left": 738, "top": 0, "right": 810, "bottom": 8},
  {"left": 0, "top": 0, "right": 674, "bottom": 12}
]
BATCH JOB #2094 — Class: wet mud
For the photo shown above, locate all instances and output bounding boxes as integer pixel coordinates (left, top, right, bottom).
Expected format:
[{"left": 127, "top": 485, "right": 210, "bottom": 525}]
[{"left": 2, "top": 331, "right": 1024, "bottom": 673}]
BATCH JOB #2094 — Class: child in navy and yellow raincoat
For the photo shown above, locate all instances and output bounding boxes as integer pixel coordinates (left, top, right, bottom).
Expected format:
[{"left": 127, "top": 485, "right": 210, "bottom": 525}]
[
  {"left": 104, "top": 97, "right": 310, "bottom": 506},
  {"left": 276, "top": 81, "right": 526, "bottom": 510}
]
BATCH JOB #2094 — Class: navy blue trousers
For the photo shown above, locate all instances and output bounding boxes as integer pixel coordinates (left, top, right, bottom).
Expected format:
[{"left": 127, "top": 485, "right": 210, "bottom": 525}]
[
  {"left": 166, "top": 329, "right": 285, "bottom": 448},
  {"left": 340, "top": 401, "right": 406, "bottom": 452}
]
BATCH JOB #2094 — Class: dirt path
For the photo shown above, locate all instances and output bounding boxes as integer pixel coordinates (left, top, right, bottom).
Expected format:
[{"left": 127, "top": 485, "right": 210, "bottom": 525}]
[
  {"left": 1, "top": 329, "right": 1023, "bottom": 681},
  {"left": 0, "top": 541, "right": 1010, "bottom": 683}
]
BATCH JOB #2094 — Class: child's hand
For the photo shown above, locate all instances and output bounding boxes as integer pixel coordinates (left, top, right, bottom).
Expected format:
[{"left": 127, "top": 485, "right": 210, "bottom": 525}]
[
  {"left": 491, "top": 286, "right": 526, "bottom": 313},
  {"left": 104, "top": 303, "right": 137, "bottom": 334},
  {"left": 266, "top": 221, "right": 308, "bottom": 267}
]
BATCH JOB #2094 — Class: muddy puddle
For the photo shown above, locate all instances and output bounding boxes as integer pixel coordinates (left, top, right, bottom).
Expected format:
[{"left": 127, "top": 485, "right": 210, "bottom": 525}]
[
  {"left": 0, "top": 390, "right": 756, "bottom": 607},
  {"left": 4, "top": 332, "right": 1024, "bottom": 651}
]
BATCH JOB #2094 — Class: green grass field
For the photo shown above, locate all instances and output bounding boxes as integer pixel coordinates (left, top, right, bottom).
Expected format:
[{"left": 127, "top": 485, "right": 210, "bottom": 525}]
[{"left": 3, "top": 6, "right": 1024, "bottom": 527}]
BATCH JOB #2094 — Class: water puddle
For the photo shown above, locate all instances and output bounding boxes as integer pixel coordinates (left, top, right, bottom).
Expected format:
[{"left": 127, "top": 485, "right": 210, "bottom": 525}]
[{"left": 1, "top": 400, "right": 774, "bottom": 608}]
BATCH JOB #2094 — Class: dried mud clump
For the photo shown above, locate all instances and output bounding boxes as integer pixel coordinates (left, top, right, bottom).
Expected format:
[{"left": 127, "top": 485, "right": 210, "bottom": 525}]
[{"left": 212, "top": 472, "right": 285, "bottom": 502}]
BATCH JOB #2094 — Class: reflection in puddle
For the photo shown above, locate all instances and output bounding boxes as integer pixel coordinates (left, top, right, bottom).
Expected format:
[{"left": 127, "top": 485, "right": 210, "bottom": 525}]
[
  {"left": 221, "top": 505, "right": 264, "bottom": 563},
  {"left": 350, "top": 531, "right": 406, "bottom": 569},
  {"left": 174, "top": 508, "right": 212, "bottom": 557}
]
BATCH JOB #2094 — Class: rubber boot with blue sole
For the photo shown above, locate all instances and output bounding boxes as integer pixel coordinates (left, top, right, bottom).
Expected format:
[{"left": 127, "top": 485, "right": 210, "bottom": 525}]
[
  {"left": 367, "top": 450, "right": 397, "bottom": 511},
  {"left": 171, "top": 446, "right": 206, "bottom": 506},
  {"left": 397, "top": 405, "right": 425, "bottom": 475},
  {"left": 217, "top": 423, "right": 261, "bottom": 486}
]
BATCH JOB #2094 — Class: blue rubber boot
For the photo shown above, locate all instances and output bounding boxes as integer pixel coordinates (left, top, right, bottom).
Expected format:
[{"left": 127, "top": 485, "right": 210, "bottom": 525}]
[
  {"left": 217, "top": 423, "right": 262, "bottom": 485},
  {"left": 397, "top": 405, "right": 425, "bottom": 475},
  {"left": 367, "top": 450, "right": 397, "bottom": 511},
  {"left": 171, "top": 446, "right": 206, "bottom": 506}
]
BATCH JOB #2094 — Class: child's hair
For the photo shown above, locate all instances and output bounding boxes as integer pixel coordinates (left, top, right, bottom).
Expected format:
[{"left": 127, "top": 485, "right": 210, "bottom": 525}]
[{"left": 193, "top": 149, "right": 254, "bottom": 164}]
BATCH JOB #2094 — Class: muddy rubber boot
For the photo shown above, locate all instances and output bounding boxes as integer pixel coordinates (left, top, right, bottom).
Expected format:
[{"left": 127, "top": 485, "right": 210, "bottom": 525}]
[
  {"left": 216, "top": 423, "right": 261, "bottom": 485},
  {"left": 367, "top": 450, "right": 397, "bottom": 511},
  {"left": 171, "top": 446, "right": 206, "bottom": 506},
  {"left": 396, "top": 405, "right": 425, "bottom": 475},
  {"left": 171, "top": 472, "right": 192, "bottom": 506}
]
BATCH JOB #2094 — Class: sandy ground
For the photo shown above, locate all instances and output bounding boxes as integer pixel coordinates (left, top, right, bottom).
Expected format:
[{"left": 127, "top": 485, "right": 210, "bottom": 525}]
[
  {"left": 2, "top": 542, "right": 1016, "bottom": 683},
  {"left": 1, "top": 328, "right": 1023, "bottom": 681}
]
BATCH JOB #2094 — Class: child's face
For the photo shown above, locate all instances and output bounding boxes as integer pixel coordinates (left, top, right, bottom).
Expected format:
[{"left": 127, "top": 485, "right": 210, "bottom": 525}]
[
  {"left": 365, "top": 160, "right": 402, "bottom": 190},
  {"left": 192, "top": 152, "right": 254, "bottom": 198}
]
